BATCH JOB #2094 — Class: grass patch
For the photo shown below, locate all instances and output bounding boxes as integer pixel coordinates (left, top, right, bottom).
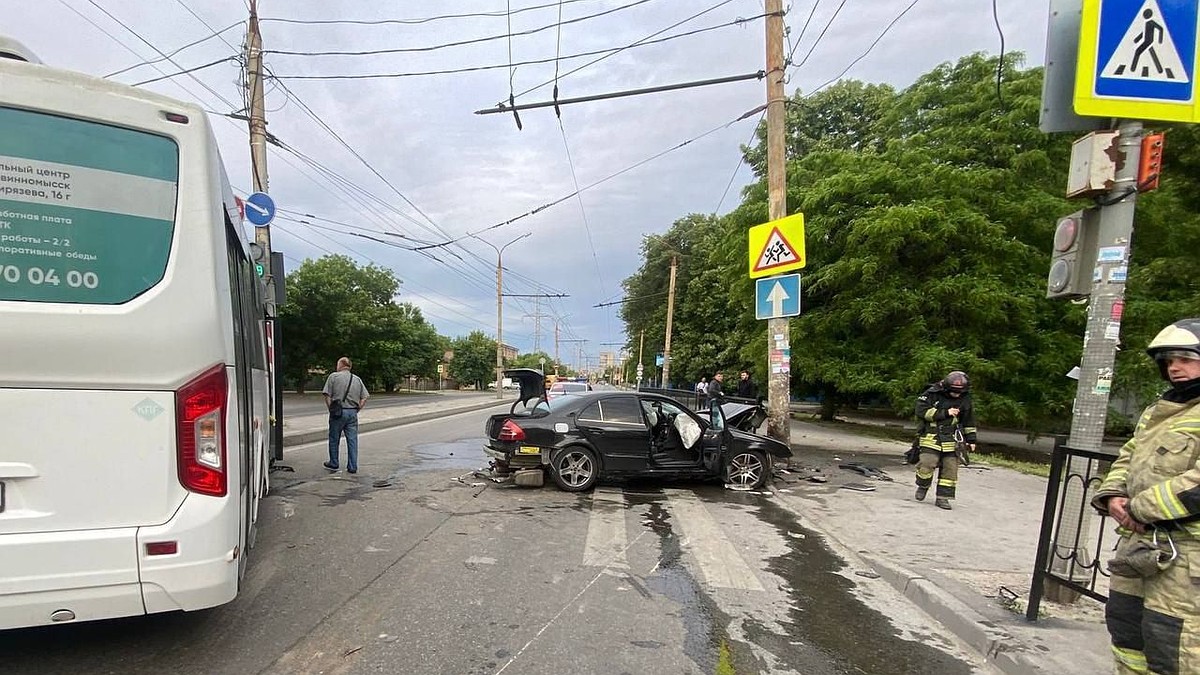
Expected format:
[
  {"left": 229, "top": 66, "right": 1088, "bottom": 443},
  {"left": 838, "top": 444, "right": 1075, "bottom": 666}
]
[
  {"left": 974, "top": 454, "right": 1050, "bottom": 478},
  {"left": 790, "top": 412, "right": 914, "bottom": 443}
]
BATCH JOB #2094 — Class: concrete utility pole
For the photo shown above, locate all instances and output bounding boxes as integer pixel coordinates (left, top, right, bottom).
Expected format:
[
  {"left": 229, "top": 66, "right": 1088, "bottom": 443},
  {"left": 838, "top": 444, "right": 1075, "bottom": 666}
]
[
  {"left": 1050, "top": 121, "right": 1143, "bottom": 601},
  {"left": 661, "top": 255, "right": 679, "bottom": 388},
  {"left": 477, "top": 233, "right": 530, "bottom": 399},
  {"left": 764, "top": 0, "right": 791, "bottom": 447},
  {"left": 637, "top": 328, "right": 645, "bottom": 391},
  {"left": 246, "top": 0, "right": 283, "bottom": 460}
]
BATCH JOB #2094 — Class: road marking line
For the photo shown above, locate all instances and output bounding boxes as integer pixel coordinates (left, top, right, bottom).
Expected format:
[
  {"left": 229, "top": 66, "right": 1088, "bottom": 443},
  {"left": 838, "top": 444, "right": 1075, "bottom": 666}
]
[
  {"left": 582, "top": 487, "right": 630, "bottom": 569},
  {"left": 665, "top": 489, "right": 765, "bottom": 591}
]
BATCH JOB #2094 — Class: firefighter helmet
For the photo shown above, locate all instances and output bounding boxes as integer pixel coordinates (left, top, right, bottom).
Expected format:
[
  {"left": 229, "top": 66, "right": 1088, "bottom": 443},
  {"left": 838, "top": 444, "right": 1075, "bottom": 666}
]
[
  {"left": 1147, "top": 318, "right": 1200, "bottom": 379},
  {"left": 943, "top": 371, "right": 970, "bottom": 393}
]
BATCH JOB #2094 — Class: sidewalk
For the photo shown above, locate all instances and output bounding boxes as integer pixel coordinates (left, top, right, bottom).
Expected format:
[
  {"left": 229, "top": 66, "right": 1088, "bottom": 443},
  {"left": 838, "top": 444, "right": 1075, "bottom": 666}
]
[
  {"left": 770, "top": 418, "right": 1112, "bottom": 675},
  {"left": 281, "top": 393, "right": 513, "bottom": 446}
]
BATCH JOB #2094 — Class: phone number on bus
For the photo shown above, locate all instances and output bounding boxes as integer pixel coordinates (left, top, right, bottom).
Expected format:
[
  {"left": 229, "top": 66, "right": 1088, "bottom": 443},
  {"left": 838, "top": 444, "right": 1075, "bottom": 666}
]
[{"left": 0, "top": 265, "right": 98, "bottom": 288}]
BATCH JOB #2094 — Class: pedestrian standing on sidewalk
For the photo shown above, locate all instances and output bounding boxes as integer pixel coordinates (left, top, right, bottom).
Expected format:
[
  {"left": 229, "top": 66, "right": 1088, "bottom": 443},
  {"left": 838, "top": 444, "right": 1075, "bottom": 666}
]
[
  {"left": 913, "top": 370, "right": 977, "bottom": 510},
  {"left": 322, "top": 356, "right": 368, "bottom": 474},
  {"left": 736, "top": 370, "right": 757, "bottom": 399},
  {"left": 706, "top": 371, "right": 726, "bottom": 409},
  {"left": 1092, "top": 318, "right": 1200, "bottom": 675},
  {"left": 696, "top": 377, "right": 708, "bottom": 411}
]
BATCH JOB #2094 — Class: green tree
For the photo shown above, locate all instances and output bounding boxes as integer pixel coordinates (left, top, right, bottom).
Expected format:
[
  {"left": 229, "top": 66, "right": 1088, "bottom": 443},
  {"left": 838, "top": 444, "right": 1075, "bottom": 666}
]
[
  {"left": 509, "top": 351, "right": 555, "bottom": 371},
  {"left": 449, "top": 331, "right": 498, "bottom": 389}
]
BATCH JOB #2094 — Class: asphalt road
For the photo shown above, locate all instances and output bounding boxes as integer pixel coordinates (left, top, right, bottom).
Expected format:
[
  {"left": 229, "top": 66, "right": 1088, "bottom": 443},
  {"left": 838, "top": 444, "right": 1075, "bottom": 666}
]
[{"left": 0, "top": 409, "right": 989, "bottom": 675}]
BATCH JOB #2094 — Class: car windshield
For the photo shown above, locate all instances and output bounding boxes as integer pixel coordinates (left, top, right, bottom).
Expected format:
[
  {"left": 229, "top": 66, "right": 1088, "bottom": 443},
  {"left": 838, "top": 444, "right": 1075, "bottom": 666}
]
[{"left": 550, "top": 382, "right": 588, "bottom": 393}]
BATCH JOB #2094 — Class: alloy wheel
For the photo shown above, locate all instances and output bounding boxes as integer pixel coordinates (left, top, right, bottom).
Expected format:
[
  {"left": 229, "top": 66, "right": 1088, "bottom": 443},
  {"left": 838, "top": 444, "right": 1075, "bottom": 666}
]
[
  {"left": 727, "top": 451, "right": 765, "bottom": 488},
  {"left": 557, "top": 451, "right": 594, "bottom": 489}
]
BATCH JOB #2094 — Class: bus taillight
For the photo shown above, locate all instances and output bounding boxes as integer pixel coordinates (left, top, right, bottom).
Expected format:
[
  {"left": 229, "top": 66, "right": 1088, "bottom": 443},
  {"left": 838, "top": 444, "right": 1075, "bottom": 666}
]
[{"left": 176, "top": 365, "right": 227, "bottom": 497}]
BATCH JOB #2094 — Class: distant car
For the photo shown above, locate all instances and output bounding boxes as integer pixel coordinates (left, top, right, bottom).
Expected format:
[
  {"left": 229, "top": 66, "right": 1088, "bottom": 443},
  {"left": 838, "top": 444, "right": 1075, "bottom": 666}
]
[
  {"left": 546, "top": 381, "right": 590, "bottom": 400},
  {"left": 484, "top": 369, "right": 790, "bottom": 491}
]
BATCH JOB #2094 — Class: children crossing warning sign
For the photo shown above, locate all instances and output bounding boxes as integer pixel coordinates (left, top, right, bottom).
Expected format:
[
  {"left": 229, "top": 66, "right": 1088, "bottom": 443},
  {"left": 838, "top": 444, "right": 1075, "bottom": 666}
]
[{"left": 748, "top": 213, "right": 806, "bottom": 279}]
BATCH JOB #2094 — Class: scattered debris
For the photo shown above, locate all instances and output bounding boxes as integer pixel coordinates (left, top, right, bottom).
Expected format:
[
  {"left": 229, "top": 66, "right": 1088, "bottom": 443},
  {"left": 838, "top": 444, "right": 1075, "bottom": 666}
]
[
  {"left": 838, "top": 462, "right": 894, "bottom": 481},
  {"left": 807, "top": 475, "right": 829, "bottom": 484},
  {"left": 787, "top": 531, "right": 807, "bottom": 540},
  {"left": 724, "top": 483, "right": 754, "bottom": 491},
  {"left": 269, "top": 464, "right": 295, "bottom": 473},
  {"left": 343, "top": 645, "right": 364, "bottom": 657},
  {"left": 372, "top": 479, "right": 392, "bottom": 488},
  {"left": 855, "top": 570, "right": 881, "bottom": 579},
  {"left": 841, "top": 482, "right": 877, "bottom": 492}
]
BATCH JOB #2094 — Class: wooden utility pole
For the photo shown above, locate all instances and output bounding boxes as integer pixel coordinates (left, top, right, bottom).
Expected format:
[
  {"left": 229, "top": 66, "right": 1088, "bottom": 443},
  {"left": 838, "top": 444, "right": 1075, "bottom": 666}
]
[
  {"left": 661, "top": 256, "right": 679, "bottom": 388},
  {"left": 764, "top": 0, "right": 791, "bottom": 447},
  {"left": 246, "top": 0, "right": 283, "bottom": 460}
]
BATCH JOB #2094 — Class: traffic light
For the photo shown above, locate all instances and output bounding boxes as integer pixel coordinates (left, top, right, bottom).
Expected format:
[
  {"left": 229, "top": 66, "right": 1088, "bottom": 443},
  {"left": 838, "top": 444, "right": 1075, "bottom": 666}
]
[{"left": 1047, "top": 207, "right": 1100, "bottom": 300}]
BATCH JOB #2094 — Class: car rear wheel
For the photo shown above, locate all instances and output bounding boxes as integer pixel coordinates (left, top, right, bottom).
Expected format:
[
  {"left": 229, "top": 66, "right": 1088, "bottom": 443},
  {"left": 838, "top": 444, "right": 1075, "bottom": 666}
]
[
  {"left": 725, "top": 449, "right": 769, "bottom": 489},
  {"left": 550, "top": 446, "right": 599, "bottom": 492}
]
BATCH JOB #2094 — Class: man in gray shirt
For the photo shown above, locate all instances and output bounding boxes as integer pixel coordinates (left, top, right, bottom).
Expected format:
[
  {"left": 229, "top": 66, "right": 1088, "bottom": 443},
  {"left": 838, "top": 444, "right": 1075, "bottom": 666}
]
[{"left": 322, "top": 357, "right": 369, "bottom": 474}]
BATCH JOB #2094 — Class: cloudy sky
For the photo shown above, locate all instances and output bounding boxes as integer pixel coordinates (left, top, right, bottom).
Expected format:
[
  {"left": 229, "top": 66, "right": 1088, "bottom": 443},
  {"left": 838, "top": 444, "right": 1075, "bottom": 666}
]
[{"left": 11, "top": 0, "right": 1049, "bottom": 370}]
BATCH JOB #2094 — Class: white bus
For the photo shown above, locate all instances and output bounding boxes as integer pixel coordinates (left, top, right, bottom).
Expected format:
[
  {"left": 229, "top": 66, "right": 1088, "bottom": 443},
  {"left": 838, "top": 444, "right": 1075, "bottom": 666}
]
[{"left": 0, "top": 42, "right": 272, "bottom": 629}]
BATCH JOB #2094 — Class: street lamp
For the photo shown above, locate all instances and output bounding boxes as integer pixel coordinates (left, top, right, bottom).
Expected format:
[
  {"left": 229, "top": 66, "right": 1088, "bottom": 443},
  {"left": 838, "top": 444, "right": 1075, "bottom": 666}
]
[{"left": 475, "top": 232, "right": 531, "bottom": 399}]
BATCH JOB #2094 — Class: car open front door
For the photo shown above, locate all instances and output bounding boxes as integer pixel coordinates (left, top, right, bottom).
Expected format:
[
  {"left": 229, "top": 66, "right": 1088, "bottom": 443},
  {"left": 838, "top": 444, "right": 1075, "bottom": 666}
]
[{"left": 701, "top": 401, "right": 728, "bottom": 472}]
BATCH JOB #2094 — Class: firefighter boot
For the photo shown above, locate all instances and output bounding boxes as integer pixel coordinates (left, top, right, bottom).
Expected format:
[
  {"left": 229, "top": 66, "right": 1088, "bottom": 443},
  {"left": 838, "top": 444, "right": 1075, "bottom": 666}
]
[
  {"left": 935, "top": 498, "right": 952, "bottom": 510},
  {"left": 915, "top": 487, "right": 928, "bottom": 501}
]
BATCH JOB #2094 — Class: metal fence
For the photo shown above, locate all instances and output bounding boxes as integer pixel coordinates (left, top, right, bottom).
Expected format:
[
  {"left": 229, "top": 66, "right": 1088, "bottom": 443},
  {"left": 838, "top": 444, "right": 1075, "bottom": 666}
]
[{"left": 1026, "top": 437, "right": 1118, "bottom": 621}]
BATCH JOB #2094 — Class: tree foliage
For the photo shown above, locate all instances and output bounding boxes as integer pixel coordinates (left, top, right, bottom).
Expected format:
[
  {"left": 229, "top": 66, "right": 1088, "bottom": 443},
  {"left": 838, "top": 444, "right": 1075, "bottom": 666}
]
[
  {"left": 620, "top": 52, "right": 1200, "bottom": 430},
  {"left": 449, "top": 330, "right": 498, "bottom": 389},
  {"left": 279, "top": 255, "right": 445, "bottom": 391}
]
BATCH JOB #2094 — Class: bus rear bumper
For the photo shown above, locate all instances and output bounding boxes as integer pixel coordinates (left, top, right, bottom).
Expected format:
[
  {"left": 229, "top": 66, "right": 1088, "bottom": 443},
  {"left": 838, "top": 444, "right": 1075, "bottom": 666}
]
[{"left": 0, "top": 528, "right": 142, "bottom": 630}]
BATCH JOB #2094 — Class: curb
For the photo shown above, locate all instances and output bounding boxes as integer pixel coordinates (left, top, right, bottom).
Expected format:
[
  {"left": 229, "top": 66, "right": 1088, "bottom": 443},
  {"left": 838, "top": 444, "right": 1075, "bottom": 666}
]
[
  {"left": 281, "top": 399, "right": 513, "bottom": 447},
  {"left": 768, "top": 483, "right": 1045, "bottom": 675}
]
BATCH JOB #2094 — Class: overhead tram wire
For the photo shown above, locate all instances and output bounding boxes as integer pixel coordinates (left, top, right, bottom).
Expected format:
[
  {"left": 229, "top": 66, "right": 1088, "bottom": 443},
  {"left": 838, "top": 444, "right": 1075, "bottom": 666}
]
[
  {"left": 261, "top": 0, "right": 604, "bottom": 26},
  {"left": 266, "top": 16, "right": 759, "bottom": 81},
  {"left": 785, "top": 0, "right": 821, "bottom": 65},
  {"left": 412, "top": 106, "right": 763, "bottom": 252},
  {"left": 509, "top": 0, "right": 749, "bottom": 102},
  {"left": 262, "top": 0, "right": 659, "bottom": 57}
]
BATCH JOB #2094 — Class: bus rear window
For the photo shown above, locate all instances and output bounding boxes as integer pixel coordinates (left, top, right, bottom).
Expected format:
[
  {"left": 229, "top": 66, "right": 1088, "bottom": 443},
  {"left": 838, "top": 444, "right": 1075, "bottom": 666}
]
[{"left": 0, "top": 107, "right": 179, "bottom": 304}]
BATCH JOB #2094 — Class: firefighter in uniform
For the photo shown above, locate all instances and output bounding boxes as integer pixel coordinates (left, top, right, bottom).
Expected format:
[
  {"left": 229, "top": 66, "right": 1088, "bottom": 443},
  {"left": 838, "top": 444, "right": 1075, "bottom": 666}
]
[
  {"left": 914, "top": 371, "right": 977, "bottom": 510},
  {"left": 1093, "top": 318, "right": 1200, "bottom": 675}
]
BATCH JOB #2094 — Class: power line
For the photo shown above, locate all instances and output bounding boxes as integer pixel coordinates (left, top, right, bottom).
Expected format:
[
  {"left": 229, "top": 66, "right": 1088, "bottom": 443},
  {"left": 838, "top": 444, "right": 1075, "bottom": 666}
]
[
  {"left": 261, "top": 0, "right": 602, "bottom": 26},
  {"left": 806, "top": 0, "right": 922, "bottom": 94},
  {"left": 82, "top": 0, "right": 241, "bottom": 111},
  {"left": 171, "top": 0, "right": 242, "bottom": 52},
  {"left": 130, "top": 56, "right": 238, "bottom": 87},
  {"left": 714, "top": 112, "right": 763, "bottom": 214},
  {"left": 785, "top": 0, "right": 821, "bottom": 65},
  {"left": 414, "top": 107, "right": 761, "bottom": 251},
  {"left": 266, "top": 17, "right": 757, "bottom": 81},
  {"left": 557, "top": 118, "right": 606, "bottom": 298},
  {"left": 793, "top": 0, "right": 849, "bottom": 70},
  {"left": 105, "top": 20, "right": 243, "bottom": 78},
  {"left": 263, "top": 0, "right": 658, "bottom": 57}
]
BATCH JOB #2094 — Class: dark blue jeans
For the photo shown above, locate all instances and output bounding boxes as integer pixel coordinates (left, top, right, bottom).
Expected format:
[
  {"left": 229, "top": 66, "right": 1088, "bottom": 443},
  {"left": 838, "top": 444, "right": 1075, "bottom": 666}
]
[{"left": 328, "top": 408, "right": 359, "bottom": 471}]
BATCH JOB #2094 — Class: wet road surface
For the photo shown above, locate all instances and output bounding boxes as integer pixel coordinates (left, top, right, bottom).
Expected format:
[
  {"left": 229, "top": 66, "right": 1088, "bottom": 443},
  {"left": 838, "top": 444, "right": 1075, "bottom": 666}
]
[{"left": 0, "top": 409, "right": 988, "bottom": 674}]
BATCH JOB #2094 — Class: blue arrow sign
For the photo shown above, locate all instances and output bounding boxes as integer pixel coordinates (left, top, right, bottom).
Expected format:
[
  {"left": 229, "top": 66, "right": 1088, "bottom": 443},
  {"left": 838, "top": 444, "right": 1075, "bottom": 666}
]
[
  {"left": 1094, "top": 0, "right": 1197, "bottom": 103},
  {"left": 244, "top": 192, "right": 277, "bottom": 226},
  {"left": 755, "top": 274, "right": 801, "bottom": 320}
]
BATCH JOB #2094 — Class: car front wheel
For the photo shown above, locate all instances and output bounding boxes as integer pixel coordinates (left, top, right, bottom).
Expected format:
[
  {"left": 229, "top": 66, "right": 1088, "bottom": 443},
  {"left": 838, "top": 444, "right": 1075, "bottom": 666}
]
[
  {"left": 550, "top": 446, "right": 599, "bottom": 492},
  {"left": 725, "top": 449, "right": 769, "bottom": 489}
]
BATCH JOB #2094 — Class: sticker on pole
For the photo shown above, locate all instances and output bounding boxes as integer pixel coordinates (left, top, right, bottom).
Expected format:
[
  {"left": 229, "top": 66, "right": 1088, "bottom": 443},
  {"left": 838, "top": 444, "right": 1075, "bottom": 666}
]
[
  {"left": 748, "top": 213, "right": 805, "bottom": 279},
  {"left": 1075, "top": 0, "right": 1200, "bottom": 122}
]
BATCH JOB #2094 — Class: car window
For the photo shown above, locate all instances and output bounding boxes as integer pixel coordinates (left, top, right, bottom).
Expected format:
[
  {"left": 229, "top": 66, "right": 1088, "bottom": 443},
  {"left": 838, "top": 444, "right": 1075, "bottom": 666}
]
[
  {"left": 578, "top": 402, "right": 601, "bottom": 423},
  {"left": 599, "top": 396, "right": 646, "bottom": 426}
]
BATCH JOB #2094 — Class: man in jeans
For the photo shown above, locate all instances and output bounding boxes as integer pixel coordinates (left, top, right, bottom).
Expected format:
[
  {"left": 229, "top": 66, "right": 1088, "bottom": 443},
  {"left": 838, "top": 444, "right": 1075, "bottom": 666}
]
[{"left": 322, "top": 357, "right": 368, "bottom": 474}]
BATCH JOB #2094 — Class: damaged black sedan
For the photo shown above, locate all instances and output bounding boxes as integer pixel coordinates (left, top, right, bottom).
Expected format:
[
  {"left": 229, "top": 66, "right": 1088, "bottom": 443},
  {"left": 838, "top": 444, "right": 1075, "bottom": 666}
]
[{"left": 483, "top": 369, "right": 791, "bottom": 491}]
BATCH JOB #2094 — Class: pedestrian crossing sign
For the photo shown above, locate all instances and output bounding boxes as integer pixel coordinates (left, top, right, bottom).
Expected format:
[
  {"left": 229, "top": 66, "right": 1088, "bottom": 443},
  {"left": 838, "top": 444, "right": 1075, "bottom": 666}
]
[
  {"left": 1076, "top": 0, "right": 1200, "bottom": 122},
  {"left": 748, "top": 213, "right": 805, "bottom": 279}
]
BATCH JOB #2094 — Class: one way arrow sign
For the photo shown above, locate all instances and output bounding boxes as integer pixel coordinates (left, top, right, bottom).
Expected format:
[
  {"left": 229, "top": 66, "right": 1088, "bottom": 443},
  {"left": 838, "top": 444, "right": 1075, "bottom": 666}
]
[{"left": 755, "top": 273, "right": 801, "bottom": 320}]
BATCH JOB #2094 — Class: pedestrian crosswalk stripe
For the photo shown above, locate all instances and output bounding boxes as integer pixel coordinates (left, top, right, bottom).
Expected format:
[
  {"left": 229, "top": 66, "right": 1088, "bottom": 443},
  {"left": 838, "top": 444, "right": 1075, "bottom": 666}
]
[
  {"left": 664, "top": 489, "right": 765, "bottom": 591},
  {"left": 582, "top": 487, "right": 630, "bottom": 569}
]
